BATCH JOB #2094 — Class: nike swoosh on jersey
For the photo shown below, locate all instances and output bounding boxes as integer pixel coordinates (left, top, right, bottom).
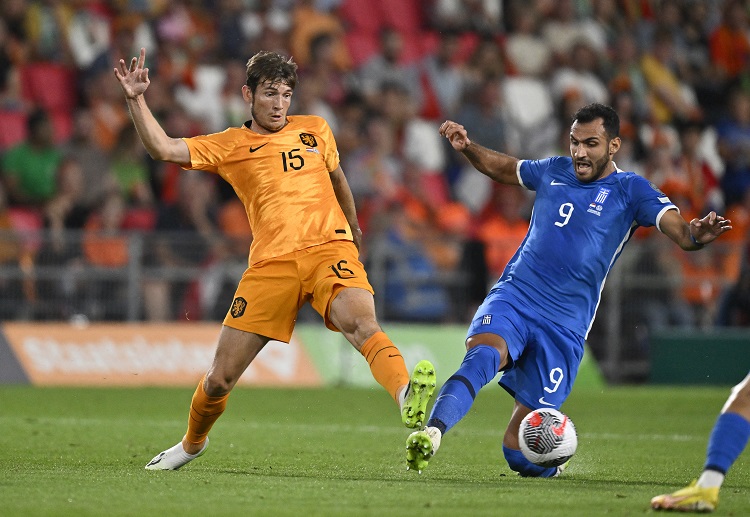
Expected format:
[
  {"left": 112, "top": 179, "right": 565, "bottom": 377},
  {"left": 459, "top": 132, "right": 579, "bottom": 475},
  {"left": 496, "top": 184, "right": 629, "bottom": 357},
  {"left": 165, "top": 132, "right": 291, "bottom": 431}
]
[
  {"left": 538, "top": 397, "right": 555, "bottom": 406},
  {"left": 550, "top": 180, "right": 566, "bottom": 186},
  {"left": 249, "top": 143, "right": 268, "bottom": 153}
]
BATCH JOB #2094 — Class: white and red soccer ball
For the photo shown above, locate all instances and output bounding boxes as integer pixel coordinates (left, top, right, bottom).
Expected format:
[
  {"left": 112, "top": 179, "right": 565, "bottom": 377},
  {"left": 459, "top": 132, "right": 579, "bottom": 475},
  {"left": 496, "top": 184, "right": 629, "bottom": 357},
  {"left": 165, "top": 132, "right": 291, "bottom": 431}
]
[{"left": 518, "top": 408, "right": 578, "bottom": 468}]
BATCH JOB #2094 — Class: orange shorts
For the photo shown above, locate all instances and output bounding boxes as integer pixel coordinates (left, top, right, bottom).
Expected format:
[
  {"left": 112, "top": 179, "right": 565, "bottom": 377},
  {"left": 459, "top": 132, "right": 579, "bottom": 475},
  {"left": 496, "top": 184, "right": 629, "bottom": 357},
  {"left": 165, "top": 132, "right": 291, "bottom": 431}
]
[{"left": 222, "top": 240, "right": 374, "bottom": 342}]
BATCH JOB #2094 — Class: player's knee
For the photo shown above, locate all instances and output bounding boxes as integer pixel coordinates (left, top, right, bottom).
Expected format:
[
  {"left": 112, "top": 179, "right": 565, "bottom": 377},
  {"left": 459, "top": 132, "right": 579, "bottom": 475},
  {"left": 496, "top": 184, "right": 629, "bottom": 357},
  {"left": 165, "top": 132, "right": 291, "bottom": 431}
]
[{"left": 203, "top": 372, "right": 233, "bottom": 397}]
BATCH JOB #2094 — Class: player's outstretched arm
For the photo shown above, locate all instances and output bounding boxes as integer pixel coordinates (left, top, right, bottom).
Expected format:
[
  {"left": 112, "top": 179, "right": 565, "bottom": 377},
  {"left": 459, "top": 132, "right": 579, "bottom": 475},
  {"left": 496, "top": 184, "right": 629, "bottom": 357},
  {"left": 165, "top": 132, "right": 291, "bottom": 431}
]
[
  {"left": 113, "top": 48, "right": 190, "bottom": 165},
  {"left": 660, "top": 209, "right": 732, "bottom": 251},
  {"left": 438, "top": 120, "right": 520, "bottom": 185}
]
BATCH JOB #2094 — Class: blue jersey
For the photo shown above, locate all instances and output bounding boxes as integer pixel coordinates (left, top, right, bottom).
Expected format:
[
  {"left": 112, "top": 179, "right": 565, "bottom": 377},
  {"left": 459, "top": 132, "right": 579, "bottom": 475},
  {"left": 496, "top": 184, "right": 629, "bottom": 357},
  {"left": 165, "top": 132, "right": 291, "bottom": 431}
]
[{"left": 490, "top": 156, "right": 677, "bottom": 338}]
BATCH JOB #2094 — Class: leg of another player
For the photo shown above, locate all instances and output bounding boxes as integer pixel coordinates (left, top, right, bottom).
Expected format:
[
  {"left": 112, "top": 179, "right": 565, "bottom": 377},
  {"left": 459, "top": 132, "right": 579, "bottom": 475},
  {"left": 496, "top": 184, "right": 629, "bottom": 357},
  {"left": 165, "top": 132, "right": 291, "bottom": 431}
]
[
  {"left": 328, "top": 287, "right": 435, "bottom": 427},
  {"left": 651, "top": 372, "right": 750, "bottom": 511}
]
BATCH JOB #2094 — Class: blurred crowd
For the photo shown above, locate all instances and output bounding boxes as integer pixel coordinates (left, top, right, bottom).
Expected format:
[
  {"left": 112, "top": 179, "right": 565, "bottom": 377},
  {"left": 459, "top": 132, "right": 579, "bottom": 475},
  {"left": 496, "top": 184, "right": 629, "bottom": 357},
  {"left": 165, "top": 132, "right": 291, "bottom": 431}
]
[{"left": 1, "top": 0, "right": 750, "bottom": 327}]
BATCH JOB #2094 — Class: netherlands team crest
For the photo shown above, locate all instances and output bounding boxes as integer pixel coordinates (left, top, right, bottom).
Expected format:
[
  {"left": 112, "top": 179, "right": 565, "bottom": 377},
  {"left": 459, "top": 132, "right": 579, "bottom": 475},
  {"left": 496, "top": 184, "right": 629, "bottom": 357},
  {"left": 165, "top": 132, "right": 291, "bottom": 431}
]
[
  {"left": 299, "top": 133, "right": 317, "bottom": 147},
  {"left": 230, "top": 297, "right": 247, "bottom": 318}
]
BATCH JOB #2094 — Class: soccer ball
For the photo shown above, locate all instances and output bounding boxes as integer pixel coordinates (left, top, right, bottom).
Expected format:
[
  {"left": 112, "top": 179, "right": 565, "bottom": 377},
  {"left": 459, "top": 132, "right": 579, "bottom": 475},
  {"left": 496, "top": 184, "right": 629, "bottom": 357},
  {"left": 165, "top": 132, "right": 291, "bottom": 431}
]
[{"left": 518, "top": 408, "right": 577, "bottom": 468}]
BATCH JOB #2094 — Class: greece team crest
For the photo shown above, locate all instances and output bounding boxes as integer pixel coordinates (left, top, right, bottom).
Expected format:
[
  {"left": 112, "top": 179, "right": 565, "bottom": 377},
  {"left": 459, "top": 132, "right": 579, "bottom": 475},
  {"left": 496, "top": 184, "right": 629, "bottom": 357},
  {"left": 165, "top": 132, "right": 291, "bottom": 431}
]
[{"left": 587, "top": 187, "right": 611, "bottom": 216}]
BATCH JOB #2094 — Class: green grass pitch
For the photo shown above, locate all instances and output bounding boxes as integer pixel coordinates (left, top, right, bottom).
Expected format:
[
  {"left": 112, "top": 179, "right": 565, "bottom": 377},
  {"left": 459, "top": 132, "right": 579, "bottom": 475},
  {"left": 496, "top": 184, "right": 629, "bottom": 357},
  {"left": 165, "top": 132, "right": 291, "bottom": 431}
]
[{"left": 0, "top": 384, "right": 747, "bottom": 516}]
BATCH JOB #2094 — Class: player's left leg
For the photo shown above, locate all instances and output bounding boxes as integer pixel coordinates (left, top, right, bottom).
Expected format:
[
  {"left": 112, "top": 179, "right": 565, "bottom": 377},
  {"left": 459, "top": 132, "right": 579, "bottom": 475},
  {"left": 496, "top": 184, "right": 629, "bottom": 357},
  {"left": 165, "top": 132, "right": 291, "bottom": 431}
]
[
  {"left": 652, "top": 372, "right": 750, "bottom": 512},
  {"left": 328, "top": 286, "right": 435, "bottom": 426},
  {"left": 310, "top": 241, "right": 435, "bottom": 428}
]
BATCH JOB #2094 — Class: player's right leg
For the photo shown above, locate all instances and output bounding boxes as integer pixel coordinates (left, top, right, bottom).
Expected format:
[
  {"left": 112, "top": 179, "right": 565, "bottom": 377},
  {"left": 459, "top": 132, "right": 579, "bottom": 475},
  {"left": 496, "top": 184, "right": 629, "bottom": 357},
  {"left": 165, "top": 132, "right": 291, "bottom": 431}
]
[
  {"left": 145, "top": 326, "right": 269, "bottom": 470},
  {"left": 406, "top": 333, "right": 507, "bottom": 472}
]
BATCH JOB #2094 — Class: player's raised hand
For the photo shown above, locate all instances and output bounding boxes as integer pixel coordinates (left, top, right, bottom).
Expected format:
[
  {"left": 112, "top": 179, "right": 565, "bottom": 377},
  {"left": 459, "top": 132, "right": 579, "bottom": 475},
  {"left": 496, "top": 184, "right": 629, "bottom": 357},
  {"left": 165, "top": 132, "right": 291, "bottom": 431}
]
[
  {"left": 114, "top": 47, "right": 150, "bottom": 99},
  {"left": 439, "top": 120, "right": 471, "bottom": 152},
  {"left": 690, "top": 211, "right": 732, "bottom": 244}
]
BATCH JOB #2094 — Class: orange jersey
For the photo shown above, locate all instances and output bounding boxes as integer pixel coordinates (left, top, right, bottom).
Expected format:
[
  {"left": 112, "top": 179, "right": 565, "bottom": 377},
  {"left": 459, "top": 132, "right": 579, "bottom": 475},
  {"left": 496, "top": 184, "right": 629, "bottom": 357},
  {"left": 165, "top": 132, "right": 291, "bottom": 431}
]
[{"left": 182, "top": 115, "right": 353, "bottom": 265}]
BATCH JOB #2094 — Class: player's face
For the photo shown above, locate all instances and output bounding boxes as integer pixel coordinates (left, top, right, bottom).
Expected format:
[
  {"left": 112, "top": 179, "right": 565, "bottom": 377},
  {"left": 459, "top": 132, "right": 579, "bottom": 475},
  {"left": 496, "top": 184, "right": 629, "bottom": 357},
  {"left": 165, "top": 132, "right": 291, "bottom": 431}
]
[
  {"left": 244, "top": 80, "right": 293, "bottom": 134},
  {"left": 569, "top": 118, "right": 619, "bottom": 183}
]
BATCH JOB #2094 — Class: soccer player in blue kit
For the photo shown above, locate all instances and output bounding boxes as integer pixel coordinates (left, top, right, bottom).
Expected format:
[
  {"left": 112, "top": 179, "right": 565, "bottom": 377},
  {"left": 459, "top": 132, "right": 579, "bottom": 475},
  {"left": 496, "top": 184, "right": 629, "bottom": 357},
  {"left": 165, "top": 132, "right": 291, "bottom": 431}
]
[{"left": 405, "top": 103, "right": 733, "bottom": 477}]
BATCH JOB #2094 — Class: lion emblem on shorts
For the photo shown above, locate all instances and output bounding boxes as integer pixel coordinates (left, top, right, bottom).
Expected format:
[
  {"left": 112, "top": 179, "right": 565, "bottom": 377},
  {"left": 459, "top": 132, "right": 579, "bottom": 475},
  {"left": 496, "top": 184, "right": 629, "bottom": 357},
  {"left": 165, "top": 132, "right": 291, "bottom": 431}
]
[{"left": 230, "top": 297, "right": 247, "bottom": 318}]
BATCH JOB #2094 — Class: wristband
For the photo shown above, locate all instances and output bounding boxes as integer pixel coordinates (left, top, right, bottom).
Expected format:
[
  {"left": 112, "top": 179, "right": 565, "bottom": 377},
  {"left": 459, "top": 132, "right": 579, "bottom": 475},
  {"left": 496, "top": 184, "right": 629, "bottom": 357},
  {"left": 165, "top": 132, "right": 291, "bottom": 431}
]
[{"left": 690, "top": 234, "right": 704, "bottom": 248}]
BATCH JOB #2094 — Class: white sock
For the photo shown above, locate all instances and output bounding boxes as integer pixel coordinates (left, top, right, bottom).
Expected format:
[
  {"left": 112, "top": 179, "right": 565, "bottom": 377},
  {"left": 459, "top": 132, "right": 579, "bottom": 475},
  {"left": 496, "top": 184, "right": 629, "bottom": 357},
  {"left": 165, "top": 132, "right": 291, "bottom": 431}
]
[
  {"left": 697, "top": 469, "right": 725, "bottom": 489},
  {"left": 398, "top": 385, "right": 408, "bottom": 410}
]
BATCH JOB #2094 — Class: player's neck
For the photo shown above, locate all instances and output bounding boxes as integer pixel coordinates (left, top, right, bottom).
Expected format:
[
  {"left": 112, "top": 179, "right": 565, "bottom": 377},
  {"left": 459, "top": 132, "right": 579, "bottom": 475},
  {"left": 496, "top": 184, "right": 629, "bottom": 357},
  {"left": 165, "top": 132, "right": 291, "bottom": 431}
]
[{"left": 246, "top": 118, "right": 287, "bottom": 135}]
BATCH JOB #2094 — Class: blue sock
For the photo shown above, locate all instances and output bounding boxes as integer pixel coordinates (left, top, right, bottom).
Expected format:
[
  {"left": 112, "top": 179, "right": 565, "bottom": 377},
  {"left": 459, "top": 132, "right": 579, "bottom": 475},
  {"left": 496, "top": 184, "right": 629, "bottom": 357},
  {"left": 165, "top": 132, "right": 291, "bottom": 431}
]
[
  {"left": 503, "top": 446, "right": 558, "bottom": 478},
  {"left": 704, "top": 412, "right": 750, "bottom": 474},
  {"left": 426, "top": 345, "right": 500, "bottom": 434}
]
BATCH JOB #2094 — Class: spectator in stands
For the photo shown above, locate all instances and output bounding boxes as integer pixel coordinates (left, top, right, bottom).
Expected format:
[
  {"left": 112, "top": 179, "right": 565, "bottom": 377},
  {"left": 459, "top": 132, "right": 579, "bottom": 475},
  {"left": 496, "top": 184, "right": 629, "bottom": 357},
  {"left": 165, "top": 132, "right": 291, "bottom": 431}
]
[
  {"left": 34, "top": 157, "right": 91, "bottom": 319},
  {"left": 143, "top": 170, "right": 221, "bottom": 321},
  {"left": 453, "top": 75, "right": 510, "bottom": 212},
  {"left": 476, "top": 183, "right": 530, "bottom": 279},
  {"left": 60, "top": 108, "right": 119, "bottom": 207},
  {"left": 709, "top": 0, "right": 750, "bottom": 92},
  {"left": 414, "top": 29, "right": 465, "bottom": 120},
  {"left": 357, "top": 27, "right": 420, "bottom": 110},
  {"left": 23, "top": 0, "right": 72, "bottom": 63},
  {"left": 1, "top": 108, "right": 62, "bottom": 207},
  {"left": 375, "top": 201, "right": 449, "bottom": 322},
  {"left": 550, "top": 39, "right": 610, "bottom": 108},
  {"left": 289, "top": 0, "right": 351, "bottom": 73},
  {"left": 716, "top": 88, "right": 750, "bottom": 207},
  {"left": 640, "top": 27, "right": 703, "bottom": 125},
  {"left": 379, "top": 81, "right": 447, "bottom": 208},
  {"left": 342, "top": 113, "right": 403, "bottom": 227},
  {"left": 81, "top": 190, "right": 129, "bottom": 320},
  {"left": 504, "top": 7, "right": 551, "bottom": 78},
  {"left": 110, "top": 124, "right": 155, "bottom": 207},
  {"left": 717, "top": 261, "right": 750, "bottom": 326}
]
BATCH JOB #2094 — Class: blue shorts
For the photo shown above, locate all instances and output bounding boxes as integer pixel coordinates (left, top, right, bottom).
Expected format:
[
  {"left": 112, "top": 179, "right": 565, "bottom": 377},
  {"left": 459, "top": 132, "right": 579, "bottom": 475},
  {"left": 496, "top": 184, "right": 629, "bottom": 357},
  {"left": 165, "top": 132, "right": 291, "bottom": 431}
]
[{"left": 466, "top": 294, "right": 585, "bottom": 410}]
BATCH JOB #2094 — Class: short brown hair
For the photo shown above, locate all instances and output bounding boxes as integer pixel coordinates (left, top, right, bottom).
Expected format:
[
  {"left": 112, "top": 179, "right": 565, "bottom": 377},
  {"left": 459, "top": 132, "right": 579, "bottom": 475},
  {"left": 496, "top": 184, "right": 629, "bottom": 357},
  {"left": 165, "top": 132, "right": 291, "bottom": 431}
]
[{"left": 245, "top": 51, "right": 298, "bottom": 93}]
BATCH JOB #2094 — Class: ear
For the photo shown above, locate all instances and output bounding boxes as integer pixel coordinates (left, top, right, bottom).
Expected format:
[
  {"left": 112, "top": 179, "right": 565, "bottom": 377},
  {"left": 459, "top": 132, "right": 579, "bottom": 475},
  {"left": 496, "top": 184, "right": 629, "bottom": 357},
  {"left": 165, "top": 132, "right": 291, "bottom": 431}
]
[
  {"left": 241, "top": 84, "right": 253, "bottom": 103},
  {"left": 609, "top": 137, "right": 621, "bottom": 156}
]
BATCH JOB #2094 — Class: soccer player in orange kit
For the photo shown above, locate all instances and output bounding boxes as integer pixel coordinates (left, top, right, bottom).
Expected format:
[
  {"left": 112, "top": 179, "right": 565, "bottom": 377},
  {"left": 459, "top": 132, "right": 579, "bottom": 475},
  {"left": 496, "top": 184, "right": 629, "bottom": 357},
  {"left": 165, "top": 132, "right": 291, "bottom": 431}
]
[{"left": 114, "top": 48, "right": 436, "bottom": 470}]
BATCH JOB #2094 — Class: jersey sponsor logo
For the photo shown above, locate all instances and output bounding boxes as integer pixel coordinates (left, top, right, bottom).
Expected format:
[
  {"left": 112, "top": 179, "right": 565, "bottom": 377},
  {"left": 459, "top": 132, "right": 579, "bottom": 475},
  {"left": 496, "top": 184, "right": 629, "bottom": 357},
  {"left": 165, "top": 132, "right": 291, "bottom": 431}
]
[
  {"left": 482, "top": 314, "right": 492, "bottom": 325},
  {"left": 587, "top": 187, "right": 611, "bottom": 216},
  {"left": 538, "top": 397, "right": 555, "bottom": 406},
  {"left": 299, "top": 133, "right": 317, "bottom": 147},
  {"left": 230, "top": 297, "right": 247, "bottom": 318},
  {"left": 249, "top": 143, "right": 268, "bottom": 153},
  {"left": 550, "top": 179, "right": 566, "bottom": 186}
]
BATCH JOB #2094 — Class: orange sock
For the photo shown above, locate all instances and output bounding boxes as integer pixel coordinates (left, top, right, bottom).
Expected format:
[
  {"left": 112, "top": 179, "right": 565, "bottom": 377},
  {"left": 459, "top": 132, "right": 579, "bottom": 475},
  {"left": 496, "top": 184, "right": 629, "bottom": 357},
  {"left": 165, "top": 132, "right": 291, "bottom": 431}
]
[
  {"left": 360, "top": 331, "right": 409, "bottom": 404},
  {"left": 184, "top": 375, "right": 229, "bottom": 446}
]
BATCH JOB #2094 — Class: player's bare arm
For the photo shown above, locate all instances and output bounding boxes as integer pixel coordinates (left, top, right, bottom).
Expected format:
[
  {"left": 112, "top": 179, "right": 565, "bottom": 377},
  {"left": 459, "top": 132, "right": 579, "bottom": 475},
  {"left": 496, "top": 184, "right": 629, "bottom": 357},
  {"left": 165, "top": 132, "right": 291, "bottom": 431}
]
[
  {"left": 330, "top": 166, "right": 363, "bottom": 250},
  {"left": 659, "top": 209, "right": 732, "bottom": 251},
  {"left": 439, "top": 120, "right": 520, "bottom": 185},
  {"left": 113, "top": 47, "right": 190, "bottom": 165}
]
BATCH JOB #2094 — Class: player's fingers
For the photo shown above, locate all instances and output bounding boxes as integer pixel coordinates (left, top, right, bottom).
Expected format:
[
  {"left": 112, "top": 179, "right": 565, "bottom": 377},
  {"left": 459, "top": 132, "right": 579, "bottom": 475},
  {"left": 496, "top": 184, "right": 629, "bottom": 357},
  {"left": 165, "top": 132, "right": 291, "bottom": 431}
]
[{"left": 137, "top": 47, "right": 146, "bottom": 69}]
